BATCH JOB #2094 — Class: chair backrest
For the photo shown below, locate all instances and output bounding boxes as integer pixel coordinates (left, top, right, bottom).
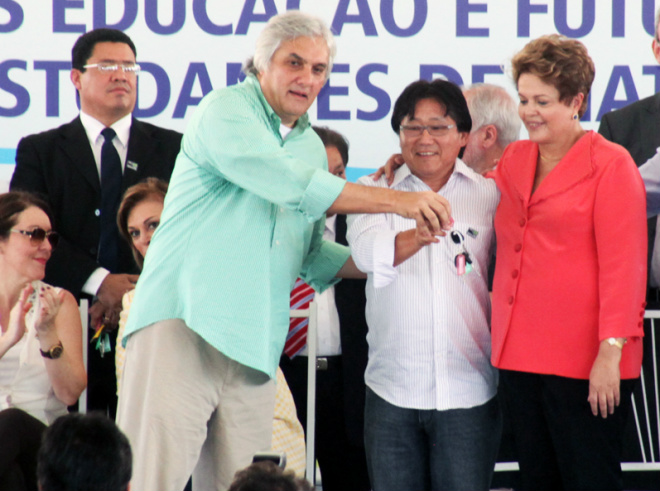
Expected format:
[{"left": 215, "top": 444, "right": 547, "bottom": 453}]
[
  {"left": 627, "top": 311, "right": 660, "bottom": 469},
  {"left": 290, "top": 302, "right": 318, "bottom": 483},
  {"left": 78, "top": 299, "right": 89, "bottom": 414}
]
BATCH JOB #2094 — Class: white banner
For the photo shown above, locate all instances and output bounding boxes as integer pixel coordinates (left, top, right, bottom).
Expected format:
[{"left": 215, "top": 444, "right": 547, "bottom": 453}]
[{"left": 1, "top": 0, "right": 659, "bottom": 185}]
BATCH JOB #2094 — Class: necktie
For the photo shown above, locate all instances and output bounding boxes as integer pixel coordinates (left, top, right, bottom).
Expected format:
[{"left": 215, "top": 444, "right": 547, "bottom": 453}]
[
  {"left": 98, "top": 127, "right": 122, "bottom": 272},
  {"left": 284, "top": 278, "right": 315, "bottom": 358}
]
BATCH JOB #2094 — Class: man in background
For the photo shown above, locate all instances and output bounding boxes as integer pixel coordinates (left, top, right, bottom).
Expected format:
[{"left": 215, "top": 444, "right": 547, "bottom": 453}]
[
  {"left": 11, "top": 28, "right": 182, "bottom": 416},
  {"left": 280, "top": 126, "right": 370, "bottom": 491},
  {"left": 598, "top": 9, "right": 660, "bottom": 482},
  {"left": 461, "top": 83, "right": 521, "bottom": 174},
  {"left": 599, "top": 8, "right": 660, "bottom": 299}
]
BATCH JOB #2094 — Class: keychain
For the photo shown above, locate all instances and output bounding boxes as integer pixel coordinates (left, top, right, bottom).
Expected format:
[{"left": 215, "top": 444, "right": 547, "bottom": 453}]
[
  {"left": 450, "top": 230, "right": 475, "bottom": 276},
  {"left": 91, "top": 324, "right": 112, "bottom": 357}
]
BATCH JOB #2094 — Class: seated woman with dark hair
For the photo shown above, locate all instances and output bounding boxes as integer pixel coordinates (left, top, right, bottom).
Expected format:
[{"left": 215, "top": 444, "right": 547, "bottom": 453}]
[{"left": 0, "top": 191, "right": 86, "bottom": 491}]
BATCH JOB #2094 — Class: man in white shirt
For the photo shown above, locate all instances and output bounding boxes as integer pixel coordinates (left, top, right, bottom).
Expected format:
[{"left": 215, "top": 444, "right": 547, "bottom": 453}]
[
  {"left": 348, "top": 79, "right": 501, "bottom": 491},
  {"left": 280, "top": 126, "right": 370, "bottom": 491}
]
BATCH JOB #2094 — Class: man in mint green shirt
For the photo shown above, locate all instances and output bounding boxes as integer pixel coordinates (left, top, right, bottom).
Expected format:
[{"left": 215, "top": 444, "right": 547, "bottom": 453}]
[{"left": 116, "top": 11, "right": 453, "bottom": 491}]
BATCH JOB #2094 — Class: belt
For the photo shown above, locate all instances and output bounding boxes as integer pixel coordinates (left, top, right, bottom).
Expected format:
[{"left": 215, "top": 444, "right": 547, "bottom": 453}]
[{"left": 295, "top": 355, "right": 341, "bottom": 371}]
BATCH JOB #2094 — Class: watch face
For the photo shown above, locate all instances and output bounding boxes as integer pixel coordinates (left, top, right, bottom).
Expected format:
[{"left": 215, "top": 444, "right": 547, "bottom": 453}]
[{"left": 50, "top": 345, "right": 64, "bottom": 359}]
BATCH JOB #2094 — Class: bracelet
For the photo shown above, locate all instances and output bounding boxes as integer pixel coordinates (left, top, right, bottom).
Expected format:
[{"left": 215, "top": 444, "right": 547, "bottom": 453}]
[{"left": 606, "top": 337, "right": 627, "bottom": 350}]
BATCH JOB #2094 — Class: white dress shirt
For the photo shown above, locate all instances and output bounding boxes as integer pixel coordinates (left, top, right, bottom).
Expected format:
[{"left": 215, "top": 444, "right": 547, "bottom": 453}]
[
  {"left": 79, "top": 111, "right": 132, "bottom": 295},
  {"left": 300, "top": 214, "right": 342, "bottom": 357},
  {"left": 348, "top": 160, "right": 499, "bottom": 411}
]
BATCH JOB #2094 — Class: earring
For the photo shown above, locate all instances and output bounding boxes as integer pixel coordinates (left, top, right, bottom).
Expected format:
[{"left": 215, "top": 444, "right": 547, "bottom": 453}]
[{"left": 573, "top": 114, "right": 578, "bottom": 120}]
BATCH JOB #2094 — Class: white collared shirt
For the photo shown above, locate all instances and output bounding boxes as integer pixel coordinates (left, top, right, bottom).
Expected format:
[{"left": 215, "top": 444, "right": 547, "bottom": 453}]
[
  {"left": 348, "top": 160, "right": 499, "bottom": 411},
  {"left": 300, "top": 214, "right": 342, "bottom": 357},
  {"left": 79, "top": 111, "right": 132, "bottom": 177}
]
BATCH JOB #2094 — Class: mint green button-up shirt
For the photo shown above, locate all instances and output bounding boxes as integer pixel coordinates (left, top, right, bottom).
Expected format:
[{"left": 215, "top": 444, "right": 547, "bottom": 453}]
[{"left": 123, "top": 75, "right": 349, "bottom": 378}]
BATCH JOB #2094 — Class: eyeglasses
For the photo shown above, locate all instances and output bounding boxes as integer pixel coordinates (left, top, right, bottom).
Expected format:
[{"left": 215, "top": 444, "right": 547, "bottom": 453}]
[
  {"left": 11, "top": 228, "right": 60, "bottom": 248},
  {"left": 400, "top": 124, "right": 455, "bottom": 137},
  {"left": 82, "top": 62, "right": 141, "bottom": 75}
]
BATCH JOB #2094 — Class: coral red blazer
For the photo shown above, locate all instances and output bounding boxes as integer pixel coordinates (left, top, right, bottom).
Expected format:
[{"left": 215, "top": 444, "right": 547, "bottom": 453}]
[{"left": 491, "top": 131, "right": 646, "bottom": 379}]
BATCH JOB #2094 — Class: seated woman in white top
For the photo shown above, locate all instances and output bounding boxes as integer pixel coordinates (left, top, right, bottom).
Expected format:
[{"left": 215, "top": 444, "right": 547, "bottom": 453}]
[{"left": 0, "top": 191, "right": 86, "bottom": 491}]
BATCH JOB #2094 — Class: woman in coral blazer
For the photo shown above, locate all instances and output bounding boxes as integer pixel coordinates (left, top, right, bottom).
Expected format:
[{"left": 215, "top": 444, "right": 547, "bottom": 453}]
[{"left": 491, "top": 35, "right": 647, "bottom": 491}]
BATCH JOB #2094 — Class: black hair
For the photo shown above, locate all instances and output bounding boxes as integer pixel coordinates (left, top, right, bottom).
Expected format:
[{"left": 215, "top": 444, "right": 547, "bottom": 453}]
[
  {"left": 72, "top": 28, "right": 137, "bottom": 71},
  {"left": 0, "top": 191, "right": 53, "bottom": 240},
  {"left": 37, "top": 413, "right": 132, "bottom": 491},
  {"left": 312, "top": 126, "right": 349, "bottom": 166},
  {"left": 391, "top": 79, "right": 472, "bottom": 135},
  {"left": 228, "top": 461, "right": 312, "bottom": 491}
]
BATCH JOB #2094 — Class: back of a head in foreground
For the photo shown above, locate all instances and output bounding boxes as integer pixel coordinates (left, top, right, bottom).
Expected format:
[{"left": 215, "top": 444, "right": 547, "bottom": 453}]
[
  {"left": 229, "top": 461, "right": 312, "bottom": 491},
  {"left": 37, "top": 412, "right": 132, "bottom": 491}
]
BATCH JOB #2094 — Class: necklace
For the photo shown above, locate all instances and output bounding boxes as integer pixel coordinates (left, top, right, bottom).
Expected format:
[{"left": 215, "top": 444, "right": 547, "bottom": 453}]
[
  {"left": 538, "top": 129, "right": 587, "bottom": 163},
  {"left": 538, "top": 153, "right": 561, "bottom": 163}
]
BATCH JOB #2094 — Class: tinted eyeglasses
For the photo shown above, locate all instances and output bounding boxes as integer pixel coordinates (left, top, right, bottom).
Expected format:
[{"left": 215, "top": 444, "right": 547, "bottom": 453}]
[
  {"left": 10, "top": 228, "right": 60, "bottom": 248},
  {"left": 82, "top": 62, "right": 141, "bottom": 74},
  {"left": 399, "top": 124, "right": 456, "bottom": 137}
]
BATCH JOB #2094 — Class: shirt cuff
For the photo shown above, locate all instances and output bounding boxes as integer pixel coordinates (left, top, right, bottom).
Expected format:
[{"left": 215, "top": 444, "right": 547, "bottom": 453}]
[
  {"left": 82, "top": 267, "right": 110, "bottom": 296},
  {"left": 298, "top": 169, "right": 346, "bottom": 223},
  {"left": 371, "top": 230, "right": 398, "bottom": 289},
  {"left": 304, "top": 241, "right": 350, "bottom": 294}
]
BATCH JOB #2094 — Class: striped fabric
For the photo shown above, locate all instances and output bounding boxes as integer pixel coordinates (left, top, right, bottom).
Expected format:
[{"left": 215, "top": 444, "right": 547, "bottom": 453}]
[
  {"left": 285, "top": 278, "right": 315, "bottom": 358},
  {"left": 348, "top": 160, "right": 500, "bottom": 411},
  {"left": 271, "top": 368, "right": 306, "bottom": 476}
]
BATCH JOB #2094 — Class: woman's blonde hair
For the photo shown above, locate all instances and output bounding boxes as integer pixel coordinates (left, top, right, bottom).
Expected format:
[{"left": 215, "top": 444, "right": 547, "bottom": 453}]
[{"left": 116, "top": 178, "right": 168, "bottom": 270}]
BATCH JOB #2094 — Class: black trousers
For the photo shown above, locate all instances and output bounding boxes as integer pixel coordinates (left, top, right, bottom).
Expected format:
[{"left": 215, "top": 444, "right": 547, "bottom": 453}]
[
  {"left": 500, "top": 369, "right": 637, "bottom": 491},
  {"left": 0, "top": 408, "right": 46, "bottom": 491},
  {"left": 280, "top": 355, "right": 370, "bottom": 491}
]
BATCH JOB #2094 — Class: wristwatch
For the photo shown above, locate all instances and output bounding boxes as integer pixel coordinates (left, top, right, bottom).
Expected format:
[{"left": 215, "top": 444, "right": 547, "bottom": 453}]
[
  {"left": 606, "top": 337, "right": 627, "bottom": 350},
  {"left": 40, "top": 341, "right": 64, "bottom": 359}
]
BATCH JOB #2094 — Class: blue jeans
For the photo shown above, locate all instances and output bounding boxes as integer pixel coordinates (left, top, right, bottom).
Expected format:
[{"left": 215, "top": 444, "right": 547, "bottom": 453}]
[{"left": 364, "top": 388, "right": 501, "bottom": 491}]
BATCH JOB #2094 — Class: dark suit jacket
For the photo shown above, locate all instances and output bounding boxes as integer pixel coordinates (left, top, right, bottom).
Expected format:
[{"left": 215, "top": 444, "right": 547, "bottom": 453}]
[
  {"left": 599, "top": 92, "right": 660, "bottom": 286},
  {"left": 334, "top": 214, "right": 369, "bottom": 447},
  {"left": 599, "top": 92, "right": 660, "bottom": 166},
  {"left": 11, "top": 116, "right": 182, "bottom": 297}
]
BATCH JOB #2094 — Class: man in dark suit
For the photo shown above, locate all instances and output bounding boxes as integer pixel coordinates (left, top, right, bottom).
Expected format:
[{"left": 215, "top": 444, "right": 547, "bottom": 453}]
[
  {"left": 598, "top": 9, "right": 660, "bottom": 481},
  {"left": 280, "top": 126, "right": 370, "bottom": 491},
  {"left": 599, "top": 8, "right": 660, "bottom": 295},
  {"left": 10, "top": 28, "right": 182, "bottom": 416}
]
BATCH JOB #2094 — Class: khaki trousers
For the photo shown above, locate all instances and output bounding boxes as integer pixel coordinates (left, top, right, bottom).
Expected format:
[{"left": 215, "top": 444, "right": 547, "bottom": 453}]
[{"left": 117, "top": 319, "right": 276, "bottom": 491}]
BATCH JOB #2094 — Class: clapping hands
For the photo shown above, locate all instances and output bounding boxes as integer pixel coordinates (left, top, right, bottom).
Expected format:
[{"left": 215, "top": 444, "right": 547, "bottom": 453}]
[{"left": 33, "top": 284, "right": 65, "bottom": 337}]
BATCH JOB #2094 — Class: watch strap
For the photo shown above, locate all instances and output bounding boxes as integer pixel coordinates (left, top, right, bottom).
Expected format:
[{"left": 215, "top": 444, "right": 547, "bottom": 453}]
[{"left": 40, "top": 341, "right": 64, "bottom": 359}]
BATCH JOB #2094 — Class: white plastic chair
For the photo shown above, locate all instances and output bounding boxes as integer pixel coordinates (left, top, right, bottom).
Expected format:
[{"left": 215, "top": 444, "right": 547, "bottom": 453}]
[
  {"left": 289, "top": 301, "right": 318, "bottom": 484},
  {"left": 77, "top": 299, "right": 88, "bottom": 414}
]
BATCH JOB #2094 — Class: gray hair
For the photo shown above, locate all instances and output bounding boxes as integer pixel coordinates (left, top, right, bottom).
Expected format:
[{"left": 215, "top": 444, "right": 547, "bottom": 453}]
[
  {"left": 656, "top": 6, "right": 660, "bottom": 41},
  {"left": 243, "top": 11, "right": 336, "bottom": 79},
  {"left": 463, "top": 83, "right": 521, "bottom": 147}
]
